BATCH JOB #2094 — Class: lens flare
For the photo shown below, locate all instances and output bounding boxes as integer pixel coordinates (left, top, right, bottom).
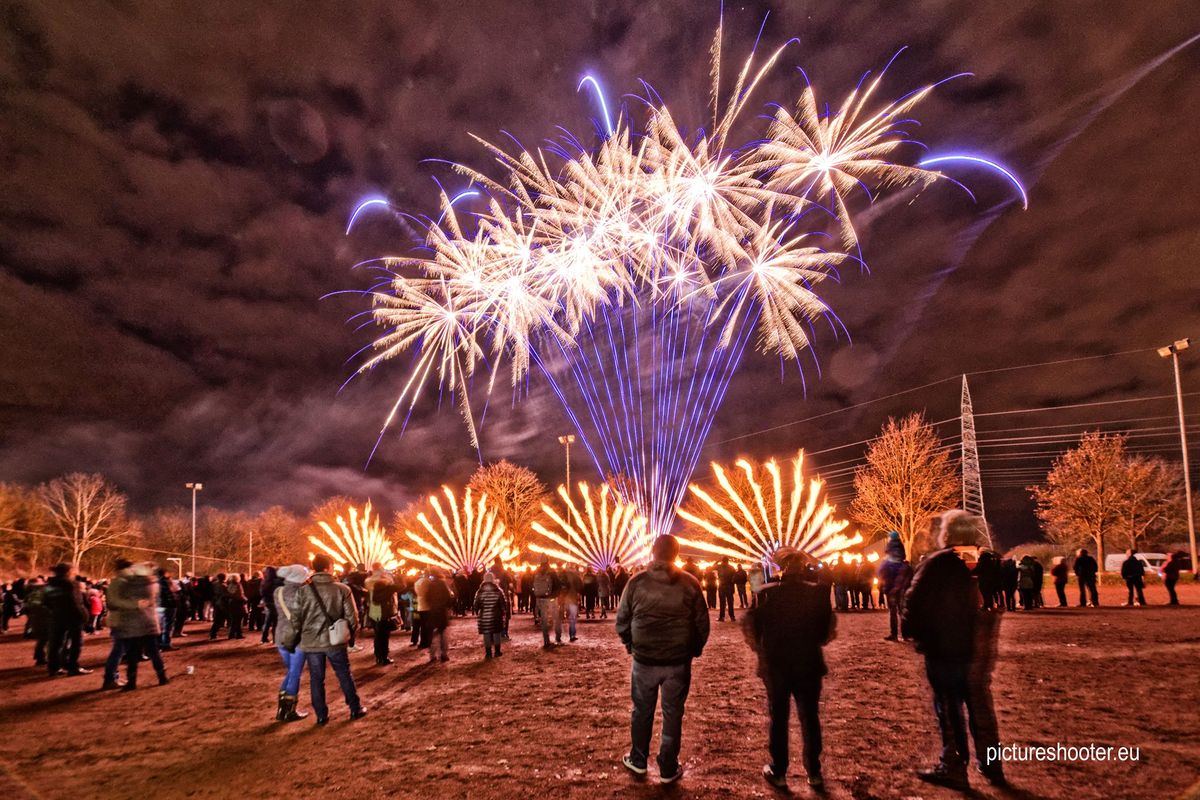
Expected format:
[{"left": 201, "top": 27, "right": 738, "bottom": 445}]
[
  {"left": 529, "top": 482, "right": 652, "bottom": 570},
  {"left": 308, "top": 501, "right": 399, "bottom": 570},
  {"left": 396, "top": 486, "right": 517, "bottom": 574},
  {"left": 677, "top": 450, "right": 862, "bottom": 564}
]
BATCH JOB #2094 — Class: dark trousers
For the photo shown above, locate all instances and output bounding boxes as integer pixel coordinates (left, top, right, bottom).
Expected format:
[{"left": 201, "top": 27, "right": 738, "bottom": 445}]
[
  {"left": 1125, "top": 580, "right": 1146, "bottom": 605},
  {"left": 1018, "top": 588, "right": 1034, "bottom": 609},
  {"left": 306, "top": 649, "right": 361, "bottom": 721},
  {"left": 227, "top": 606, "right": 245, "bottom": 638},
  {"left": 705, "top": 589, "right": 716, "bottom": 609},
  {"left": 887, "top": 592, "right": 902, "bottom": 637},
  {"left": 1054, "top": 581, "right": 1068, "bottom": 607},
  {"left": 764, "top": 671, "right": 822, "bottom": 778},
  {"left": 104, "top": 637, "right": 127, "bottom": 683},
  {"left": 1078, "top": 578, "right": 1099, "bottom": 606},
  {"left": 160, "top": 608, "right": 175, "bottom": 649},
  {"left": 629, "top": 660, "right": 691, "bottom": 776},
  {"left": 373, "top": 618, "right": 392, "bottom": 662},
  {"left": 125, "top": 635, "right": 166, "bottom": 686},
  {"left": 46, "top": 622, "right": 83, "bottom": 674},
  {"left": 735, "top": 584, "right": 747, "bottom": 608},
  {"left": 261, "top": 606, "right": 277, "bottom": 643},
  {"left": 1166, "top": 577, "right": 1179, "bottom": 605},
  {"left": 209, "top": 606, "right": 226, "bottom": 638},
  {"left": 173, "top": 602, "right": 187, "bottom": 635},
  {"left": 925, "top": 657, "right": 999, "bottom": 771},
  {"left": 1003, "top": 589, "right": 1016, "bottom": 611},
  {"left": 718, "top": 589, "right": 736, "bottom": 621}
]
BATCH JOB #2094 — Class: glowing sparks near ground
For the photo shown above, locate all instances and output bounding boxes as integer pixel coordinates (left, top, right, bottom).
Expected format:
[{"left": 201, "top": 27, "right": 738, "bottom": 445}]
[
  {"left": 918, "top": 154, "right": 1029, "bottom": 209},
  {"left": 308, "top": 502, "right": 399, "bottom": 570},
  {"left": 677, "top": 450, "right": 862, "bottom": 564},
  {"left": 529, "top": 482, "right": 652, "bottom": 570},
  {"left": 396, "top": 486, "right": 517, "bottom": 575},
  {"left": 347, "top": 26, "right": 1024, "bottom": 537}
]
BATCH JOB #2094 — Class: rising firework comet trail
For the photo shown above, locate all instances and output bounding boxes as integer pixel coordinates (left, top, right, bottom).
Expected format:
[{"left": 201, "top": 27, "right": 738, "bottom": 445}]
[
  {"left": 396, "top": 486, "right": 517, "bottom": 574},
  {"left": 309, "top": 501, "right": 399, "bottom": 570},
  {"left": 676, "top": 450, "right": 862, "bottom": 564},
  {"left": 347, "top": 25, "right": 1024, "bottom": 537},
  {"left": 529, "top": 482, "right": 652, "bottom": 570}
]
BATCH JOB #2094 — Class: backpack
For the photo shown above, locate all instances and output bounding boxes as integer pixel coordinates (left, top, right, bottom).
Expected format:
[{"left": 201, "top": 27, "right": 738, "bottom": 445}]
[{"left": 532, "top": 571, "right": 556, "bottom": 598}]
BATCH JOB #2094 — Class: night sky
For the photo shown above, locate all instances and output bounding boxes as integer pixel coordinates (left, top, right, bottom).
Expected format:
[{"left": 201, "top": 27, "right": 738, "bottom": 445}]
[{"left": 2, "top": 1, "right": 1199, "bottom": 548}]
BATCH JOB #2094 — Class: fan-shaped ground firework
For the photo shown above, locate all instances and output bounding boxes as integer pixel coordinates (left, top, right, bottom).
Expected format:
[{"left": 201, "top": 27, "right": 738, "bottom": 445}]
[
  {"left": 308, "top": 501, "right": 399, "bottom": 570},
  {"left": 529, "top": 482, "right": 652, "bottom": 570},
  {"left": 396, "top": 486, "right": 517, "bottom": 574}
]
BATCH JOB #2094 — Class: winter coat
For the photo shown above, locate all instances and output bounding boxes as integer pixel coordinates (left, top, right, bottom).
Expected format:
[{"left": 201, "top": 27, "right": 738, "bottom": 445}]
[
  {"left": 615, "top": 560, "right": 710, "bottom": 667},
  {"left": 1000, "top": 559, "right": 1019, "bottom": 592},
  {"left": 1050, "top": 562, "right": 1069, "bottom": 584},
  {"left": 274, "top": 583, "right": 303, "bottom": 647},
  {"left": 531, "top": 566, "right": 560, "bottom": 600},
  {"left": 422, "top": 577, "right": 452, "bottom": 630},
  {"left": 1121, "top": 556, "right": 1145, "bottom": 584},
  {"left": 558, "top": 570, "right": 583, "bottom": 604},
  {"left": 1162, "top": 555, "right": 1184, "bottom": 580},
  {"left": 290, "top": 573, "right": 357, "bottom": 653},
  {"left": 1073, "top": 554, "right": 1098, "bottom": 581},
  {"left": 473, "top": 583, "right": 510, "bottom": 634},
  {"left": 596, "top": 571, "right": 612, "bottom": 598},
  {"left": 106, "top": 573, "right": 161, "bottom": 639},
  {"left": 42, "top": 576, "right": 87, "bottom": 627},
  {"left": 902, "top": 549, "right": 978, "bottom": 662},
  {"left": 716, "top": 562, "right": 736, "bottom": 590},
  {"left": 260, "top": 569, "right": 280, "bottom": 610},
  {"left": 367, "top": 577, "right": 399, "bottom": 622},
  {"left": 1017, "top": 559, "right": 1036, "bottom": 590},
  {"left": 876, "top": 558, "right": 909, "bottom": 596},
  {"left": 743, "top": 569, "right": 835, "bottom": 679}
]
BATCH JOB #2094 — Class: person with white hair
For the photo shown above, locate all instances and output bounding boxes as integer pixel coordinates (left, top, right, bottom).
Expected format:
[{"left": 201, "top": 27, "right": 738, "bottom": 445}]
[
  {"left": 272, "top": 564, "right": 310, "bottom": 722},
  {"left": 902, "top": 510, "right": 1004, "bottom": 790}
]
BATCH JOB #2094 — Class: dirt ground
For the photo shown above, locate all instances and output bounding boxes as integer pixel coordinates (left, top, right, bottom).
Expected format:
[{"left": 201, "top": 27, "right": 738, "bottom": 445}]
[{"left": 1, "top": 582, "right": 1198, "bottom": 800}]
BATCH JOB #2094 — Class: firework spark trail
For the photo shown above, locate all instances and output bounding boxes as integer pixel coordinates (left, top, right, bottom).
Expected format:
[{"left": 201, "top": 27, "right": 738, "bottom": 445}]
[
  {"left": 676, "top": 450, "right": 862, "bottom": 564},
  {"left": 395, "top": 486, "right": 517, "bottom": 574},
  {"left": 529, "top": 482, "right": 652, "bottom": 569},
  {"left": 308, "top": 502, "right": 399, "bottom": 570},
  {"left": 350, "top": 26, "right": 1024, "bottom": 537}
]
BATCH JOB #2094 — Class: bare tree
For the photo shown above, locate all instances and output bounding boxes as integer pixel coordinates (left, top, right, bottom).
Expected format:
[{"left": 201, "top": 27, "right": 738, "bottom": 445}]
[
  {"left": 468, "top": 460, "right": 547, "bottom": 552},
  {"left": 1028, "top": 433, "right": 1129, "bottom": 568},
  {"left": 851, "top": 414, "right": 959, "bottom": 558},
  {"left": 37, "top": 473, "right": 136, "bottom": 569},
  {"left": 0, "top": 482, "right": 55, "bottom": 573}
]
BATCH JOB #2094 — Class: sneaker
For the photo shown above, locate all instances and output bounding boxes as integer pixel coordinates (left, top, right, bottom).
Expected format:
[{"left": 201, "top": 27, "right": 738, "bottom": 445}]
[
  {"left": 761, "top": 765, "right": 787, "bottom": 789},
  {"left": 659, "top": 767, "right": 684, "bottom": 785},
  {"left": 916, "top": 764, "right": 969, "bottom": 791},
  {"left": 68, "top": 667, "right": 93, "bottom": 676},
  {"left": 621, "top": 754, "right": 647, "bottom": 776},
  {"left": 100, "top": 680, "right": 122, "bottom": 691},
  {"left": 349, "top": 644, "right": 364, "bottom": 652}
]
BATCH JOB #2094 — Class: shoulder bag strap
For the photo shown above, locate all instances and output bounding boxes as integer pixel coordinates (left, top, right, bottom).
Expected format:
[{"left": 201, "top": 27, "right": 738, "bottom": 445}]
[{"left": 309, "top": 582, "right": 337, "bottom": 628}]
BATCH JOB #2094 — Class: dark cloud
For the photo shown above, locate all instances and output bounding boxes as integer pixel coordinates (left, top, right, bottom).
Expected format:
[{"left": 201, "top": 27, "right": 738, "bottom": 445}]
[{"left": 1, "top": 1, "right": 1198, "bottom": 547}]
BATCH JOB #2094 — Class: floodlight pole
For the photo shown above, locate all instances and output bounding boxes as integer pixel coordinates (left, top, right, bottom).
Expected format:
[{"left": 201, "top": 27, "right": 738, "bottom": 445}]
[
  {"left": 558, "top": 434, "right": 576, "bottom": 487},
  {"left": 185, "top": 482, "right": 203, "bottom": 576},
  {"left": 1159, "top": 339, "right": 1196, "bottom": 580}
]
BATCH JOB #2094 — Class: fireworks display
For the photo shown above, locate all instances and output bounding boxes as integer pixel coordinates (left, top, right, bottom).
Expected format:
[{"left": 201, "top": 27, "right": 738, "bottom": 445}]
[
  {"left": 676, "top": 450, "right": 862, "bottom": 564},
  {"left": 308, "top": 501, "right": 399, "bottom": 570},
  {"left": 529, "top": 482, "right": 652, "bottom": 570},
  {"left": 349, "top": 27, "right": 1024, "bottom": 537},
  {"left": 395, "top": 486, "right": 517, "bottom": 574}
]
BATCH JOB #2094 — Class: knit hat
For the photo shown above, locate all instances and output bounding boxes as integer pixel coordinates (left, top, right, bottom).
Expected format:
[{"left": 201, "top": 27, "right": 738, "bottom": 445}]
[{"left": 277, "top": 564, "right": 310, "bottom": 584}]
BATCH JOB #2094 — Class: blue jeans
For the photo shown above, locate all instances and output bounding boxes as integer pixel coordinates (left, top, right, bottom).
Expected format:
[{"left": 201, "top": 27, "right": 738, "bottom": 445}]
[
  {"left": 104, "top": 636, "right": 127, "bottom": 683},
  {"left": 629, "top": 660, "right": 692, "bottom": 775},
  {"left": 277, "top": 645, "right": 306, "bottom": 695},
  {"left": 305, "top": 649, "right": 361, "bottom": 721},
  {"left": 560, "top": 601, "right": 578, "bottom": 639},
  {"left": 159, "top": 608, "right": 175, "bottom": 649}
]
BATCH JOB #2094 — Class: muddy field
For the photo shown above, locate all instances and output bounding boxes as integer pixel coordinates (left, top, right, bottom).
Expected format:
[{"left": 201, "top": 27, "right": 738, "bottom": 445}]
[{"left": 1, "top": 582, "right": 1198, "bottom": 800}]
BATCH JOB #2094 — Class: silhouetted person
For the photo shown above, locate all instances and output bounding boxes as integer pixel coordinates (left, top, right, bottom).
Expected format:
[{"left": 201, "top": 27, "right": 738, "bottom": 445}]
[
  {"left": 43, "top": 563, "right": 90, "bottom": 677},
  {"left": 878, "top": 548, "right": 913, "bottom": 641},
  {"left": 703, "top": 566, "right": 718, "bottom": 610},
  {"left": 745, "top": 548, "right": 834, "bottom": 792},
  {"left": 903, "top": 511, "right": 1004, "bottom": 790},
  {"left": 1162, "top": 551, "right": 1185, "bottom": 605},
  {"left": 716, "top": 558, "right": 737, "bottom": 622},
  {"left": 1016, "top": 555, "right": 1037, "bottom": 610},
  {"left": 1121, "top": 549, "right": 1146, "bottom": 606},
  {"left": 1073, "top": 549, "right": 1099, "bottom": 607},
  {"left": 616, "top": 535, "right": 709, "bottom": 786},
  {"left": 972, "top": 550, "right": 1001, "bottom": 611},
  {"left": 733, "top": 564, "right": 749, "bottom": 608},
  {"left": 999, "top": 558, "right": 1018, "bottom": 611},
  {"left": 1050, "top": 557, "right": 1069, "bottom": 607}
]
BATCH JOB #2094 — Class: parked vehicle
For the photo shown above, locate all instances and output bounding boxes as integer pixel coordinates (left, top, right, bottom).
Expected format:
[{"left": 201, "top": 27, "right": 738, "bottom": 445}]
[{"left": 1103, "top": 552, "right": 1169, "bottom": 573}]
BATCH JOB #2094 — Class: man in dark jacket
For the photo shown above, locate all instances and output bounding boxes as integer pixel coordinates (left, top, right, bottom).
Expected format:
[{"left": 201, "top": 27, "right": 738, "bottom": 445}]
[
  {"left": 531, "top": 557, "right": 561, "bottom": 648},
  {"left": 1120, "top": 550, "right": 1146, "bottom": 606},
  {"left": 745, "top": 548, "right": 834, "bottom": 792},
  {"left": 1073, "top": 548, "right": 1099, "bottom": 607},
  {"left": 43, "top": 563, "right": 90, "bottom": 676},
  {"left": 878, "top": 554, "right": 913, "bottom": 641},
  {"left": 616, "top": 536, "right": 709, "bottom": 785},
  {"left": 716, "top": 558, "right": 737, "bottom": 622},
  {"left": 733, "top": 564, "right": 749, "bottom": 608},
  {"left": 903, "top": 511, "right": 1003, "bottom": 790},
  {"left": 288, "top": 554, "right": 365, "bottom": 725}
]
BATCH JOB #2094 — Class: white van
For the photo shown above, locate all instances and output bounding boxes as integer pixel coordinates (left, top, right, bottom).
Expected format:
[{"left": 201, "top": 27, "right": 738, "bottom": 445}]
[{"left": 1103, "top": 552, "right": 1168, "bottom": 573}]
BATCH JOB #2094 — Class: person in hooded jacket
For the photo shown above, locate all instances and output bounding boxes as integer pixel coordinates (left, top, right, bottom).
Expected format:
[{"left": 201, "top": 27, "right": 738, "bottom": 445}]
[
  {"left": 107, "top": 562, "right": 168, "bottom": 690},
  {"left": 616, "top": 535, "right": 709, "bottom": 786},
  {"left": 43, "top": 563, "right": 90, "bottom": 677},
  {"left": 878, "top": 546, "right": 914, "bottom": 641},
  {"left": 902, "top": 511, "right": 1004, "bottom": 791},
  {"left": 745, "top": 548, "right": 835, "bottom": 792},
  {"left": 473, "top": 572, "right": 511, "bottom": 658},
  {"left": 272, "top": 564, "right": 310, "bottom": 722}
]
